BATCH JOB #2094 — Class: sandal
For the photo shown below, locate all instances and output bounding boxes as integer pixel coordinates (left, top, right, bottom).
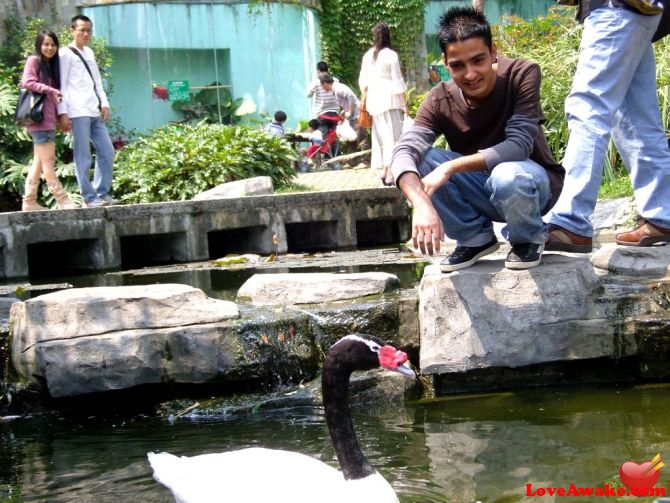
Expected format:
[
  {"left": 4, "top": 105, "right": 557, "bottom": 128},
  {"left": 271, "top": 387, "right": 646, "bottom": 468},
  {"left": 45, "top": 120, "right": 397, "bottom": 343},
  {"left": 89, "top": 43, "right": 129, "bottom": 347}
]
[
  {"left": 380, "top": 167, "right": 394, "bottom": 186},
  {"left": 545, "top": 224, "right": 593, "bottom": 253},
  {"left": 615, "top": 220, "right": 670, "bottom": 246}
]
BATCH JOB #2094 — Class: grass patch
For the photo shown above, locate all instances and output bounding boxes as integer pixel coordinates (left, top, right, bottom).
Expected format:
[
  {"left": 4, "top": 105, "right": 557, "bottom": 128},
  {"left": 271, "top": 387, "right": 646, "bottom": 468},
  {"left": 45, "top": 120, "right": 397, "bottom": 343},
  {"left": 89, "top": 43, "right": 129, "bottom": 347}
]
[
  {"left": 598, "top": 175, "right": 633, "bottom": 200},
  {"left": 276, "top": 183, "right": 311, "bottom": 194}
]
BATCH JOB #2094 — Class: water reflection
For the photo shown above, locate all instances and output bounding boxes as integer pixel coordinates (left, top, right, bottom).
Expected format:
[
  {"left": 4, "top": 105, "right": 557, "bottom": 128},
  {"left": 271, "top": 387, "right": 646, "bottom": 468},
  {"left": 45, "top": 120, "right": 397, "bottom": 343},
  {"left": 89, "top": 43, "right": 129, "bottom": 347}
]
[
  {"left": 2, "top": 384, "right": 669, "bottom": 502},
  {"left": 12, "top": 254, "right": 428, "bottom": 302}
]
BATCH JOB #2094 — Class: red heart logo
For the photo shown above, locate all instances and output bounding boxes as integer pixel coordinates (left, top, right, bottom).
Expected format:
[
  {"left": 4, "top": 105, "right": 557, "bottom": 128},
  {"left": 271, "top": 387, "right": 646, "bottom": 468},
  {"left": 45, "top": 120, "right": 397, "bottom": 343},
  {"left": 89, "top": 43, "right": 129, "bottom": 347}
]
[{"left": 620, "top": 461, "right": 661, "bottom": 492}]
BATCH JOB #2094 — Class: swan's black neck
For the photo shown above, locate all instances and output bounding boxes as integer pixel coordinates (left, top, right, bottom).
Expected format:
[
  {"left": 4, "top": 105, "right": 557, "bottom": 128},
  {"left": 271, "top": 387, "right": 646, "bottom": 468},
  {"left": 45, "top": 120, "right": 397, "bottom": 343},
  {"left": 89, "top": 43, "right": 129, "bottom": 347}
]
[{"left": 322, "top": 342, "right": 377, "bottom": 480}]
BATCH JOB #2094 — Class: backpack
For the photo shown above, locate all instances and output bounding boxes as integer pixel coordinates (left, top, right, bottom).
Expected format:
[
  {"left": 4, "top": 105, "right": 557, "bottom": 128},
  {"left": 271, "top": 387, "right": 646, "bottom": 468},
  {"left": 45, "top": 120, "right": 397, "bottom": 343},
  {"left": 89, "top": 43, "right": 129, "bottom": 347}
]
[{"left": 653, "top": 4, "right": 670, "bottom": 41}]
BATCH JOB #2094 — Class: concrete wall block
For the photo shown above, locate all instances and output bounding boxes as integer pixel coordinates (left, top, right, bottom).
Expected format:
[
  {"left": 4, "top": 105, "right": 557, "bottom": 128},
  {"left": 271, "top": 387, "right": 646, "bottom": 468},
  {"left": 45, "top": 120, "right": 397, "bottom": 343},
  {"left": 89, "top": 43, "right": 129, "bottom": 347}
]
[
  {"left": 0, "top": 189, "right": 411, "bottom": 279},
  {"left": 0, "top": 229, "right": 28, "bottom": 279},
  {"left": 205, "top": 207, "right": 271, "bottom": 230}
]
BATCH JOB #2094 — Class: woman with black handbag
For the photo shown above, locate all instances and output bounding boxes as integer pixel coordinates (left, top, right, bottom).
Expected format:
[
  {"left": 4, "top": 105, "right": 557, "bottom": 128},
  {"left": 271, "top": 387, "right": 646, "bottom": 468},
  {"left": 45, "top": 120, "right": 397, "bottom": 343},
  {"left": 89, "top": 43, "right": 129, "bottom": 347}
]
[{"left": 20, "top": 30, "right": 77, "bottom": 211}]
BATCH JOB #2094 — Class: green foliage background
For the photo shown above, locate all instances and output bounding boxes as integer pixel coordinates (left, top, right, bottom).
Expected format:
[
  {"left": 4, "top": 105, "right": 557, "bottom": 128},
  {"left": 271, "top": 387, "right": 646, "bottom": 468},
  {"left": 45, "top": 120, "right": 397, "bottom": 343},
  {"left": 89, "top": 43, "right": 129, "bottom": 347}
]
[
  {"left": 3, "top": 5, "right": 670, "bottom": 209},
  {"left": 319, "top": 0, "right": 430, "bottom": 89}
]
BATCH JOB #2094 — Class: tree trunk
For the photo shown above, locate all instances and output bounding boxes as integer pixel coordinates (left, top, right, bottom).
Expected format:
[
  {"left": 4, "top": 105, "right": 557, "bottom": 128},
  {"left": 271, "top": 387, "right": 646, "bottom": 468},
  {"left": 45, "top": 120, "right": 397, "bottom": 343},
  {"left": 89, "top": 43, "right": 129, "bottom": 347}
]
[
  {"left": 408, "top": 25, "right": 429, "bottom": 94},
  {"left": 473, "top": 0, "right": 485, "bottom": 12}
]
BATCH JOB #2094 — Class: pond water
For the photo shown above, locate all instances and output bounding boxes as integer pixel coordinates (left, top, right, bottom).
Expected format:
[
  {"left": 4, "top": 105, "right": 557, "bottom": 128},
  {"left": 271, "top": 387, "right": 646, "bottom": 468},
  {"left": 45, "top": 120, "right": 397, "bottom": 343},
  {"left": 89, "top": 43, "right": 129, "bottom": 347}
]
[
  {"left": 3, "top": 252, "right": 669, "bottom": 501},
  {"left": 7, "top": 248, "right": 431, "bottom": 301},
  {"left": 2, "top": 383, "right": 669, "bottom": 502}
]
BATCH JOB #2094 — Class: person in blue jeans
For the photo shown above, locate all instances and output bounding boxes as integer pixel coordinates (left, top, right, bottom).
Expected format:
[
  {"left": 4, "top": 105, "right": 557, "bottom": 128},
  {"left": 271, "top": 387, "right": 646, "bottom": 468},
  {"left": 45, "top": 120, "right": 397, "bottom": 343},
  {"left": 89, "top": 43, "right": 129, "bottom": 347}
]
[
  {"left": 390, "top": 6, "right": 564, "bottom": 271},
  {"left": 58, "top": 14, "right": 118, "bottom": 208},
  {"left": 546, "top": 0, "right": 670, "bottom": 252}
]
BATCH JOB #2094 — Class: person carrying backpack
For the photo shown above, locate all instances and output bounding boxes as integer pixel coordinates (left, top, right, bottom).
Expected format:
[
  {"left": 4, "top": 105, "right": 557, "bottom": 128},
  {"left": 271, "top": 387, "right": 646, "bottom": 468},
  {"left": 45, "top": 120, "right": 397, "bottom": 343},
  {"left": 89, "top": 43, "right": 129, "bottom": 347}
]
[{"left": 546, "top": 0, "right": 670, "bottom": 252}]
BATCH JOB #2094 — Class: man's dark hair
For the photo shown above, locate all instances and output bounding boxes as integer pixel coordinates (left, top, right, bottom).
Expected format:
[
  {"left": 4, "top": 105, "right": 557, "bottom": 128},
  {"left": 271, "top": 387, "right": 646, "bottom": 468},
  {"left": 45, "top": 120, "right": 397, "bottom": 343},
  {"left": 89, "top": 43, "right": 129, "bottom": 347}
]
[
  {"left": 274, "top": 110, "right": 287, "bottom": 122},
  {"left": 316, "top": 61, "right": 329, "bottom": 73},
  {"left": 71, "top": 14, "right": 93, "bottom": 28},
  {"left": 319, "top": 73, "right": 335, "bottom": 84},
  {"left": 437, "top": 6, "right": 492, "bottom": 54}
]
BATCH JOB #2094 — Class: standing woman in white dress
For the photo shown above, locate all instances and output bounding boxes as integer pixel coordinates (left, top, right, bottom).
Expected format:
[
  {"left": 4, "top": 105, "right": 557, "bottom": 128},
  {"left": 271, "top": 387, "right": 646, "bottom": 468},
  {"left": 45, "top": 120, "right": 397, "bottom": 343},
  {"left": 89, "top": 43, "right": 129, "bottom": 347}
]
[{"left": 358, "top": 21, "right": 408, "bottom": 186}]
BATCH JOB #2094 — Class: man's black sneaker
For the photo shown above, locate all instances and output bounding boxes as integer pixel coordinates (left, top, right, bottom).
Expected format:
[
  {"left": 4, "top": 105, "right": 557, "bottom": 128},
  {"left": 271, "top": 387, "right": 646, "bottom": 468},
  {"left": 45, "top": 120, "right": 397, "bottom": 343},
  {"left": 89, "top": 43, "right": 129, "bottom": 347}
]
[
  {"left": 505, "top": 242, "right": 544, "bottom": 270},
  {"left": 440, "top": 238, "right": 500, "bottom": 272}
]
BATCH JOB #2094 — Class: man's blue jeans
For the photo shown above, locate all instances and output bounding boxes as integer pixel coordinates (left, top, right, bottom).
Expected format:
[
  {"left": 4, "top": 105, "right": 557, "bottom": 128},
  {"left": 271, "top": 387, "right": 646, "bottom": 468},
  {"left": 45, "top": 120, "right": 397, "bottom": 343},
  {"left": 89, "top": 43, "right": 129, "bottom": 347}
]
[
  {"left": 71, "top": 116, "right": 115, "bottom": 203},
  {"left": 549, "top": 4, "right": 670, "bottom": 236},
  {"left": 418, "top": 148, "right": 551, "bottom": 246}
]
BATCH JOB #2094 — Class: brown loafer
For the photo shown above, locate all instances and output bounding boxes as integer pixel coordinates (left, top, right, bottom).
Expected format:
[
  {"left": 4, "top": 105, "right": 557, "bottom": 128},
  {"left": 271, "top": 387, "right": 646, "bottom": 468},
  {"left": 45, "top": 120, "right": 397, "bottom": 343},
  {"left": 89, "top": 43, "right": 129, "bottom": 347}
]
[
  {"left": 615, "top": 220, "right": 670, "bottom": 246},
  {"left": 545, "top": 224, "right": 593, "bottom": 253}
]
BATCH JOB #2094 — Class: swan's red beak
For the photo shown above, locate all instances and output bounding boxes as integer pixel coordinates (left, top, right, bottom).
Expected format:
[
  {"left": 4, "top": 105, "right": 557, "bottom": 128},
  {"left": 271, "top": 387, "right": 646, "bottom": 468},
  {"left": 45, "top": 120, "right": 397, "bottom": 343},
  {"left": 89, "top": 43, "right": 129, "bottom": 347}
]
[{"left": 379, "top": 346, "right": 416, "bottom": 378}]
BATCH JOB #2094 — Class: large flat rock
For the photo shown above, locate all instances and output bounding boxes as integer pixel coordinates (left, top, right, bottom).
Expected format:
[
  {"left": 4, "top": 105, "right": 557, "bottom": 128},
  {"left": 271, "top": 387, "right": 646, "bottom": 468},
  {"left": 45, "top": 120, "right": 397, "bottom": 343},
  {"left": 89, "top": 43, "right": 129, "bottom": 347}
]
[
  {"left": 36, "top": 324, "right": 240, "bottom": 398},
  {"left": 592, "top": 243, "right": 670, "bottom": 277},
  {"left": 8, "top": 279, "right": 411, "bottom": 398},
  {"left": 12, "top": 283, "right": 238, "bottom": 340},
  {"left": 11, "top": 284, "right": 240, "bottom": 396},
  {"left": 418, "top": 253, "right": 638, "bottom": 374},
  {"left": 237, "top": 272, "right": 400, "bottom": 305},
  {"left": 193, "top": 176, "right": 274, "bottom": 200}
]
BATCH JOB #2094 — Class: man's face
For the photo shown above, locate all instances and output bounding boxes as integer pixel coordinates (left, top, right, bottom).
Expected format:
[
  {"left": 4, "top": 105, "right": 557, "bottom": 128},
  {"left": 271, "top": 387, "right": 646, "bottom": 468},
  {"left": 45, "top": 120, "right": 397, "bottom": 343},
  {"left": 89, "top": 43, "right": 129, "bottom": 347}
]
[
  {"left": 321, "top": 82, "right": 333, "bottom": 92},
  {"left": 444, "top": 37, "right": 497, "bottom": 105},
  {"left": 71, "top": 20, "right": 93, "bottom": 47}
]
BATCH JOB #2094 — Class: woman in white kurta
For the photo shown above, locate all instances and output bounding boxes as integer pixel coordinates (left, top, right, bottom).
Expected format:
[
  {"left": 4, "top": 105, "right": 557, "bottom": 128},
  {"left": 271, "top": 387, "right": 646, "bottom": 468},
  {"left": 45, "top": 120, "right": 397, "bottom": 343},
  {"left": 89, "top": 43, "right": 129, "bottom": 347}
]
[{"left": 358, "top": 21, "right": 407, "bottom": 185}]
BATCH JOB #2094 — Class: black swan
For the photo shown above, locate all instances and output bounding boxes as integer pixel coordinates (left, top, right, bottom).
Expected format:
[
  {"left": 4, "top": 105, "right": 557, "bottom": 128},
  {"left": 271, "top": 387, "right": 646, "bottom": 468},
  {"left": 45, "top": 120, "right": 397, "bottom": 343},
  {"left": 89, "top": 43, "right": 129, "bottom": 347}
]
[{"left": 148, "top": 333, "right": 415, "bottom": 502}]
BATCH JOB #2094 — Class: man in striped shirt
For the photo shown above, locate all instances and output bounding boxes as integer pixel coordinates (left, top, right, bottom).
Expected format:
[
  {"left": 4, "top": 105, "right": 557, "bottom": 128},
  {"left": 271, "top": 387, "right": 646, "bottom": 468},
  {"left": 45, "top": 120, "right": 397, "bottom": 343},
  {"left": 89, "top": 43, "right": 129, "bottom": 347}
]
[{"left": 307, "top": 61, "right": 338, "bottom": 116}]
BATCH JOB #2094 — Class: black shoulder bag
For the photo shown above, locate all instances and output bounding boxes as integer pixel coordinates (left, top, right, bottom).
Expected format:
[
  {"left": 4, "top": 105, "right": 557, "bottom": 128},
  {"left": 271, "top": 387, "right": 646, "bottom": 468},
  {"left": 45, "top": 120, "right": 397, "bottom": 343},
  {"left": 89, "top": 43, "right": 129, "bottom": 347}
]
[
  {"left": 14, "top": 88, "right": 45, "bottom": 126},
  {"left": 68, "top": 46, "right": 102, "bottom": 110},
  {"left": 653, "top": 4, "right": 670, "bottom": 41}
]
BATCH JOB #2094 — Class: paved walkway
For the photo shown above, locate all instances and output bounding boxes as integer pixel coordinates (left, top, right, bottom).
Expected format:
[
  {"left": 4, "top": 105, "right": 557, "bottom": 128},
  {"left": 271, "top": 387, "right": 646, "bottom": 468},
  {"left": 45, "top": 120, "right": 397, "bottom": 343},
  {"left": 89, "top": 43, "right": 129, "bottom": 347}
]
[{"left": 294, "top": 164, "right": 389, "bottom": 191}]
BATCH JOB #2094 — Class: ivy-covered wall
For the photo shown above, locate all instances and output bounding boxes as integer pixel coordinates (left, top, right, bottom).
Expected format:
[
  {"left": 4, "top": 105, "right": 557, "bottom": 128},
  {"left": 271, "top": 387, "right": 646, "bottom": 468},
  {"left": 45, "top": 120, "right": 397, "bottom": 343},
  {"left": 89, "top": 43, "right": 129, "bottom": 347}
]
[{"left": 319, "top": 0, "right": 430, "bottom": 92}]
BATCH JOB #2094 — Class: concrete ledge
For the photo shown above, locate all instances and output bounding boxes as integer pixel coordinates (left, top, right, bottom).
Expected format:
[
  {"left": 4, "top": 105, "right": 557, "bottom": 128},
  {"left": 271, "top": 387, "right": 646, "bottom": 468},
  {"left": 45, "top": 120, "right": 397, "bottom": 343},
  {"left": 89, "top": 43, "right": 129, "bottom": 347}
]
[{"left": 0, "top": 188, "right": 411, "bottom": 280}]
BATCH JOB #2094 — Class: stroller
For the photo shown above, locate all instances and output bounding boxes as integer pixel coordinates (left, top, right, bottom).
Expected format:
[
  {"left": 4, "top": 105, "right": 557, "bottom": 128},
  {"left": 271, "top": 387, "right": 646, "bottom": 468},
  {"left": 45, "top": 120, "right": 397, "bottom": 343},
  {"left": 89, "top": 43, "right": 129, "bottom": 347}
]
[{"left": 298, "top": 110, "right": 343, "bottom": 172}]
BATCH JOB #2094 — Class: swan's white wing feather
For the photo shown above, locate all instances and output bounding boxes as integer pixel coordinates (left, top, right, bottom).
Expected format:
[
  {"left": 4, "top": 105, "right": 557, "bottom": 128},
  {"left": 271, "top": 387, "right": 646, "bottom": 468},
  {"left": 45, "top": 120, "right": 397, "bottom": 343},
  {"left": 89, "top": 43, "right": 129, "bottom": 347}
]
[
  {"left": 343, "top": 472, "right": 400, "bottom": 503},
  {"left": 149, "top": 447, "right": 348, "bottom": 503}
]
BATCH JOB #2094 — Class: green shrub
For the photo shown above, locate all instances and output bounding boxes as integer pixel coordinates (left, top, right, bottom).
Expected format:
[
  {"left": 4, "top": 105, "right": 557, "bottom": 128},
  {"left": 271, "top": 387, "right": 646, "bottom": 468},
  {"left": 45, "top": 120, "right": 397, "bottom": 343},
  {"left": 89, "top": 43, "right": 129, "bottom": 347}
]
[
  {"left": 599, "top": 175, "right": 633, "bottom": 200},
  {"left": 113, "top": 123, "right": 298, "bottom": 203}
]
